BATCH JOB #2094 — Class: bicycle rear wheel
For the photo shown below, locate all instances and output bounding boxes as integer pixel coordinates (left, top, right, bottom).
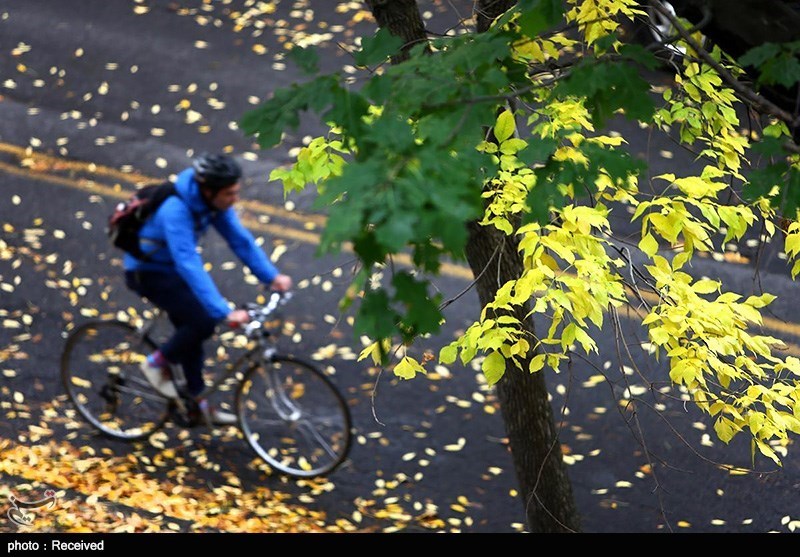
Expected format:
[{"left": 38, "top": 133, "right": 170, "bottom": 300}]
[
  {"left": 61, "top": 320, "right": 170, "bottom": 441},
  {"left": 237, "top": 355, "right": 352, "bottom": 478}
]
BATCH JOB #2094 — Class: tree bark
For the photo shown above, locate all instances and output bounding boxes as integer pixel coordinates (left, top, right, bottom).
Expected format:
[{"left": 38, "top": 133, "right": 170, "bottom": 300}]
[
  {"left": 465, "top": 220, "right": 580, "bottom": 533},
  {"left": 365, "top": 0, "right": 581, "bottom": 532},
  {"left": 365, "top": 0, "right": 429, "bottom": 62}
]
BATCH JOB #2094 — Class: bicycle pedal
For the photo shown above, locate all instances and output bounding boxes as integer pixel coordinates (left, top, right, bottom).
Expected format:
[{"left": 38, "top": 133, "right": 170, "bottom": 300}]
[{"left": 170, "top": 398, "right": 204, "bottom": 428}]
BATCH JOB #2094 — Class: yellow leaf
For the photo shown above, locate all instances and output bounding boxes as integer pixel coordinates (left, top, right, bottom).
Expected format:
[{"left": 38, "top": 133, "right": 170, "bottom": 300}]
[
  {"left": 692, "top": 279, "right": 720, "bottom": 294},
  {"left": 785, "top": 233, "right": 800, "bottom": 258},
  {"left": 494, "top": 110, "right": 516, "bottom": 143},
  {"left": 755, "top": 439, "right": 782, "bottom": 466},
  {"left": 394, "top": 356, "right": 425, "bottom": 380},
  {"left": 744, "top": 293, "right": 776, "bottom": 308},
  {"left": 439, "top": 343, "right": 458, "bottom": 365},
  {"left": 714, "top": 417, "right": 737, "bottom": 443},
  {"left": 499, "top": 138, "right": 528, "bottom": 154},
  {"left": 529, "top": 353, "right": 546, "bottom": 373},
  {"left": 482, "top": 351, "right": 506, "bottom": 385},
  {"left": 649, "top": 326, "right": 670, "bottom": 346},
  {"left": 639, "top": 233, "right": 658, "bottom": 257}
]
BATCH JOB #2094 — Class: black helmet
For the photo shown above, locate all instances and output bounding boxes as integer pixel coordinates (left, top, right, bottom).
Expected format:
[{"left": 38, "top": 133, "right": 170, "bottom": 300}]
[{"left": 192, "top": 153, "right": 242, "bottom": 190}]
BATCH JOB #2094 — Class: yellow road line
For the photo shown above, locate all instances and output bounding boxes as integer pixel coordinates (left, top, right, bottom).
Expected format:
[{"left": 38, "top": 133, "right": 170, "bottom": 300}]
[
  {"left": 3, "top": 154, "right": 800, "bottom": 341},
  {"left": 0, "top": 160, "right": 323, "bottom": 246},
  {"left": 0, "top": 142, "right": 327, "bottom": 227},
  {"left": 0, "top": 160, "right": 130, "bottom": 199},
  {"left": 239, "top": 198, "right": 327, "bottom": 227},
  {"left": 0, "top": 141, "right": 153, "bottom": 184}
]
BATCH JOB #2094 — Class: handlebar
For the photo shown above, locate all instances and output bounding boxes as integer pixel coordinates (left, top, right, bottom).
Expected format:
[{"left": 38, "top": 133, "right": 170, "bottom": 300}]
[{"left": 239, "top": 291, "right": 293, "bottom": 338}]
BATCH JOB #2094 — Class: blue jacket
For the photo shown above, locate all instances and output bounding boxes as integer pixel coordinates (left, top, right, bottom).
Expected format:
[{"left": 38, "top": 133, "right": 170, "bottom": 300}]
[{"left": 124, "top": 168, "right": 279, "bottom": 320}]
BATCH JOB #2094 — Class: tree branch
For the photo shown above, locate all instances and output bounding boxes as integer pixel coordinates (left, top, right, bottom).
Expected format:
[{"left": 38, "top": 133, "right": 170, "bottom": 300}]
[{"left": 651, "top": 0, "right": 800, "bottom": 131}]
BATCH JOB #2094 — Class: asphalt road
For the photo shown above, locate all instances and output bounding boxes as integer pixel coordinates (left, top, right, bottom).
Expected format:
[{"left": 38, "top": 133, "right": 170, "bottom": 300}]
[{"left": 2, "top": 0, "right": 800, "bottom": 534}]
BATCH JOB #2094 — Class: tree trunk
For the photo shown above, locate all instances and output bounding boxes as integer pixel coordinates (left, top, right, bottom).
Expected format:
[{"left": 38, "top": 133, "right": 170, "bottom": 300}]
[
  {"left": 465, "top": 221, "right": 580, "bottom": 533},
  {"left": 365, "top": 0, "right": 429, "bottom": 62},
  {"left": 365, "top": 0, "right": 581, "bottom": 532}
]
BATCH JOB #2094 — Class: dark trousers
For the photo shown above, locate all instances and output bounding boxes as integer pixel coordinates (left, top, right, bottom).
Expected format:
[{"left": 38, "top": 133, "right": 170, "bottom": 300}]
[{"left": 125, "top": 271, "right": 218, "bottom": 396}]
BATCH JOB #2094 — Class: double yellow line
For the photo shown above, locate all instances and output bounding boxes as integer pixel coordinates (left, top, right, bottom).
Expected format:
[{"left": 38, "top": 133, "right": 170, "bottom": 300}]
[
  {"left": 0, "top": 141, "right": 474, "bottom": 279},
  {"left": 2, "top": 141, "right": 800, "bottom": 344}
]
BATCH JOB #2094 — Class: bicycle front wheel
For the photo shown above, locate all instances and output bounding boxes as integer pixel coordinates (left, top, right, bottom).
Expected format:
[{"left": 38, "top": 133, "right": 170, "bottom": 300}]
[
  {"left": 61, "top": 320, "right": 170, "bottom": 441},
  {"left": 237, "top": 355, "right": 352, "bottom": 478}
]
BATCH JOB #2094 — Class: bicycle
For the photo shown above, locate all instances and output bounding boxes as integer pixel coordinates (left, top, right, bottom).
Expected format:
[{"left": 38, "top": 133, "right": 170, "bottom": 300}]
[{"left": 60, "top": 291, "right": 353, "bottom": 478}]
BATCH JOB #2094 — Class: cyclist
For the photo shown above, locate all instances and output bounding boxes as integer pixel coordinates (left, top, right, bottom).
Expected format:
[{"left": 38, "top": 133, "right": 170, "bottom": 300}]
[{"left": 124, "top": 153, "right": 292, "bottom": 425}]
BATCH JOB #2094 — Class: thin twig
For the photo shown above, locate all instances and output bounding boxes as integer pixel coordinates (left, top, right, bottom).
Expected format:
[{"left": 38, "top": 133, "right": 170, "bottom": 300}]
[{"left": 439, "top": 241, "right": 503, "bottom": 311}]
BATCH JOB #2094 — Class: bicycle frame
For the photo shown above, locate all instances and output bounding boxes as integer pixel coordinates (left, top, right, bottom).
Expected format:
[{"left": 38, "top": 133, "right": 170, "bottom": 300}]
[{"left": 133, "top": 308, "right": 281, "bottom": 401}]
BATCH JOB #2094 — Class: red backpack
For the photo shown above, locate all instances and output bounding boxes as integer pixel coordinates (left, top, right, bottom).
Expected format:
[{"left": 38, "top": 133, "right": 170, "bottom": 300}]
[{"left": 107, "top": 182, "right": 175, "bottom": 260}]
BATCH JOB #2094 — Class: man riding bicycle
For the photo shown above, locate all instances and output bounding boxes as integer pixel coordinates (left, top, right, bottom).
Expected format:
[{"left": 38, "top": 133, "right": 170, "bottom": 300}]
[{"left": 124, "top": 153, "right": 292, "bottom": 425}]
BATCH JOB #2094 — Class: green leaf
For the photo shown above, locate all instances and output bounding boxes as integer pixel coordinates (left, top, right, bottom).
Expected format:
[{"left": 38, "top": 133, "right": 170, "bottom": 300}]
[
  {"left": 744, "top": 161, "right": 788, "bottom": 203},
  {"left": 516, "top": 0, "right": 564, "bottom": 37},
  {"left": 352, "top": 230, "right": 386, "bottom": 267},
  {"left": 618, "top": 42, "right": 660, "bottom": 71},
  {"left": 740, "top": 42, "right": 800, "bottom": 88},
  {"left": 323, "top": 87, "right": 370, "bottom": 137},
  {"left": 362, "top": 73, "right": 393, "bottom": 104},
  {"left": 287, "top": 46, "right": 319, "bottom": 75},
  {"left": 353, "top": 27, "right": 404, "bottom": 66},
  {"left": 393, "top": 272, "right": 444, "bottom": 340},
  {"left": 517, "top": 137, "right": 558, "bottom": 166},
  {"left": 355, "top": 290, "right": 397, "bottom": 340},
  {"left": 555, "top": 58, "right": 655, "bottom": 127},
  {"left": 752, "top": 136, "right": 787, "bottom": 157},
  {"left": 739, "top": 43, "right": 782, "bottom": 69},
  {"left": 374, "top": 213, "right": 417, "bottom": 252},
  {"left": 524, "top": 178, "right": 562, "bottom": 225},
  {"left": 583, "top": 142, "right": 646, "bottom": 190},
  {"left": 482, "top": 351, "right": 506, "bottom": 385},
  {"left": 240, "top": 75, "right": 339, "bottom": 147},
  {"left": 762, "top": 55, "right": 800, "bottom": 88},
  {"left": 364, "top": 115, "right": 417, "bottom": 153}
]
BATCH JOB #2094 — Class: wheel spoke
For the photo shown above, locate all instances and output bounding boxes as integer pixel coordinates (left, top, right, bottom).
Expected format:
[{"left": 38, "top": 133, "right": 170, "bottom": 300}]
[
  {"left": 295, "top": 419, "right": 340, "bottom": 461},
  {"left": 238, "top": 357, "right": 351, "bottom": 477},
  {"left": 61, "top": 320, "right": 169, "bottom": 440},
  {"left": 113, "top": 383, "right": 168, "bottom": 403}
]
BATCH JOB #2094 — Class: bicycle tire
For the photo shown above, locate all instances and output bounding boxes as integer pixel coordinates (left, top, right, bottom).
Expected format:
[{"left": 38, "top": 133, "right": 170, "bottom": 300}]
[
  {"left": 236, "top": 355, "right": 352, "bottom": 478},
  {"left": 61, "top": 320, "right": 170, "bottom": 441}
]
